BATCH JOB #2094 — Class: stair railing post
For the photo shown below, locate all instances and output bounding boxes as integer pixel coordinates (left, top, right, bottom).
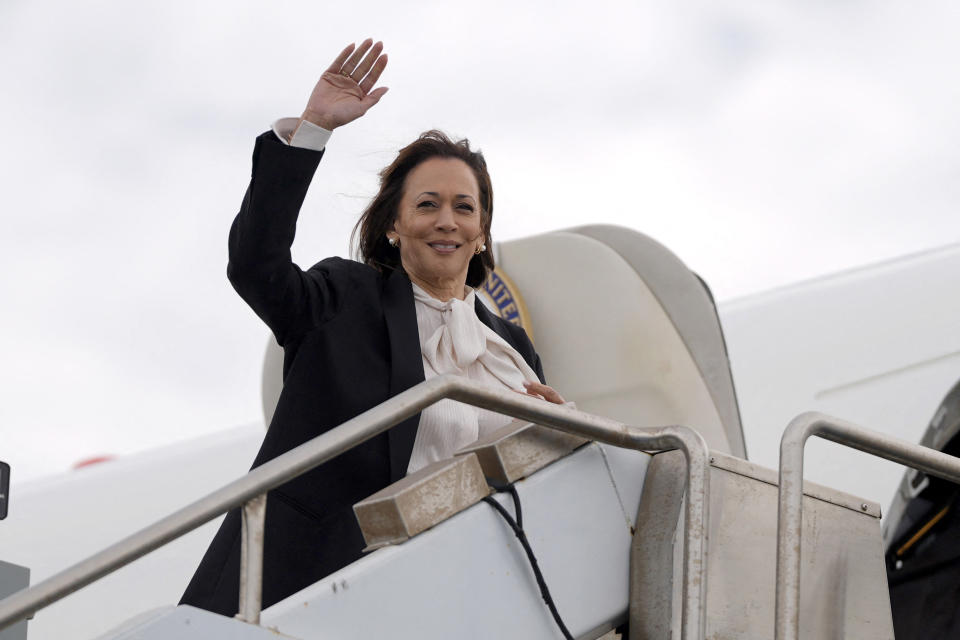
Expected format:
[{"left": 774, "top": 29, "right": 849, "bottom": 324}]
[
  {"left": 237, "top": 493, "right": 267, "bottom": 624},
  {"left": 776, "top": 411, "right": 960, "bottom": 640}
]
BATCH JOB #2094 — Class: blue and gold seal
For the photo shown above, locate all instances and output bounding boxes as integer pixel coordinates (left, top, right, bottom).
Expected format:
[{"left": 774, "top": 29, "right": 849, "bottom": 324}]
[{"left": 479, "top": 267, "right": 533, "bottom": 340}]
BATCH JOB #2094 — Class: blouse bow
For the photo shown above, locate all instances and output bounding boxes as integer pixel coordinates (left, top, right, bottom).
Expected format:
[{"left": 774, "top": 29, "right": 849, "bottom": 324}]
[{"left": 412, "top": 284, "right": 537, "bottom": 388}]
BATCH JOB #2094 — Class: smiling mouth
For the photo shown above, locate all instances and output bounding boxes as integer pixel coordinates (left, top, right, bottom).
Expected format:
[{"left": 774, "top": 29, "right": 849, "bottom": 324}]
[{"left": 428, "top": 242, "right": 461, "bottom": 253}]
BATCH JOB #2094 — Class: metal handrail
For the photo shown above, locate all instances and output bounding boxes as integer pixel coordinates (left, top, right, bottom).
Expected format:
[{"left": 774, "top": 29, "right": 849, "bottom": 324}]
[
  {"left": 775, "top": 411, "right": 960, "bottom": 640},
  {"left": 0, "top": 375, "right": 712, "bottom": 639}
]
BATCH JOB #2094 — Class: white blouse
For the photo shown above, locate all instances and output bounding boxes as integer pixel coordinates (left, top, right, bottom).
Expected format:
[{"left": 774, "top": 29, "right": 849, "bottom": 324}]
[{"left": 406, "top": 283, "right": 540, "bottom": 474}]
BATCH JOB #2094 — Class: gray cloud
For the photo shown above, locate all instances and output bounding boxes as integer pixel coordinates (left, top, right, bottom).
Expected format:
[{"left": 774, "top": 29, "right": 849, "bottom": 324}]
[{"left": 2, "top": 0, "right": 959, "bottom": 482}]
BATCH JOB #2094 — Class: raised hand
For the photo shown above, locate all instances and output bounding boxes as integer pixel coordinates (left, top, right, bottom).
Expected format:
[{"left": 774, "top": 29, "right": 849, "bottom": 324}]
[{"left": 299, "top": 39, "right": 389, "bottom": 131}]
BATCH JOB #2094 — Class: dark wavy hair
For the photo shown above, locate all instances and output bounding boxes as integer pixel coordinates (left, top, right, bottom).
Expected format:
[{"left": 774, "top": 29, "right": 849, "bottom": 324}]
[{"left": 353, "top": 130, "right": 494, "bottom": 288}]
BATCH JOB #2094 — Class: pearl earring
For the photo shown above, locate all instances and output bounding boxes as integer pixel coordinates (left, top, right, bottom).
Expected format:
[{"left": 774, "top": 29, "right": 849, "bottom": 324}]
[
  {"left": 388, "top": 236, "right": 399, "bottom": 247},
  {"left": 475, "top": 243, "right": 486, "bottom": 255}
]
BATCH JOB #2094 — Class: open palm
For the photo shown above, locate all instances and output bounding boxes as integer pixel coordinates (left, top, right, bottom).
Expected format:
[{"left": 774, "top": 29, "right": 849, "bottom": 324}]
[{"left": 301, "top": 39, "right": 389, "bottom": 130}]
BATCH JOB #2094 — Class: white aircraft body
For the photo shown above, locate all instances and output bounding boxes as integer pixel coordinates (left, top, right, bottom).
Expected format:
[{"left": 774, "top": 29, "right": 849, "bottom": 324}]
[
  {"left": 0, "top": 230, "right": 957, "bottom": 639},
  {"left": 721, "top": 241, "right": 960, "bottom": 508}
]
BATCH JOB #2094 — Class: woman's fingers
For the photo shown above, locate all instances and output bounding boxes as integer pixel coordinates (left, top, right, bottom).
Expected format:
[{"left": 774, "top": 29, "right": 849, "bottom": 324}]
[
  {"left": 324, "top": 39, "right": 388, "bottom": 96},
  {"left": 358, "top": 53, "right": 388, "bottom": 94},
  {"left": 351, "top": 41, "right": 384, "bottom": 83},
  {"left": 304, "top": 39, "right": 389, "bottom": 129},
  {"left": 340, "top": 38, "right": 374, "bottom": 77},
  {"left": 361, "top": 85, "right": 389, "bottom": 108},
  {"left": 522, "top": 381, "right": 565, "bottom": 404},
  {"left": 326, "top": 42, "right": 356, "bottom": 74}
]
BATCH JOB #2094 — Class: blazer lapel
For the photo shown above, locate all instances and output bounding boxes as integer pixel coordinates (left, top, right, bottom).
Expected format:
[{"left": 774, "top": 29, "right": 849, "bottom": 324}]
[
  {"left": 382, "top": 268, "right": 425, "bottom": 482},
  {"left": 475, "top": 297, "right": 545, "bottom": 383},
  {"left": 474, "top": 297, "right": 514, "bottom": 344}
]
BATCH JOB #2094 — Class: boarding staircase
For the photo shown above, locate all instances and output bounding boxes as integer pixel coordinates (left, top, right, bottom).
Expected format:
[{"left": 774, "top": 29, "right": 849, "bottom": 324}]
[
  {"left": 2, "top": 226, "right": 957, "bottom": 639},
  {"left": 5, "top": 376, "right": 958, "bottom": 639}
]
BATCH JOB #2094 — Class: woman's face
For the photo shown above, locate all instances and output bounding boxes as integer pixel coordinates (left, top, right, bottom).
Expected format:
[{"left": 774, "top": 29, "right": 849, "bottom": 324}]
[{"left": 392, "top": 156, "right": 484, "bottom": 293}]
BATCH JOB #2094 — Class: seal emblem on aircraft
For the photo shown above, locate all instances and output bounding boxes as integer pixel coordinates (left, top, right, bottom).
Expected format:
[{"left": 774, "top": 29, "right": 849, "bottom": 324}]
[{"left": 479, "top": 267, "right": 533, "bottom": 340}]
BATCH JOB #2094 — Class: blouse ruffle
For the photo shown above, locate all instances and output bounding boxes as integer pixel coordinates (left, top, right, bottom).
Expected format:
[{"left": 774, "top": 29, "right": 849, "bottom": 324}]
[{"left": 406, "top": 283, "right": 539, "bottom": 474}]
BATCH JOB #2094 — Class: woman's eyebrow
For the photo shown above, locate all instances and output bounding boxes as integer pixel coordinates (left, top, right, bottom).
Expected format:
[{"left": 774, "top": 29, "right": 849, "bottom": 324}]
[{"left": 416, "top": 191, "right": 476, "bottom": 201}]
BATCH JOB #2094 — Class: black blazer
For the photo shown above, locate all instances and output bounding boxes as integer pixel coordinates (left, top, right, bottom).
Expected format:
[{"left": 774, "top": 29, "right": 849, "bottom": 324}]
[{"left": 180, "top": 131, "right": 544, "bottom": 617}]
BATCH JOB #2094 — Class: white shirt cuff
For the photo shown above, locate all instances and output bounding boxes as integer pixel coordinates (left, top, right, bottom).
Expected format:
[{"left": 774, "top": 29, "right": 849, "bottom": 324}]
[{"left": 272, "top": 117, "right": 332, "bottom": 151}]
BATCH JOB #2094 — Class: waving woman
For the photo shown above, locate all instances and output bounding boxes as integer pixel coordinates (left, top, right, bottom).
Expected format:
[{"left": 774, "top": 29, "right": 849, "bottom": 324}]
[{"left": 181, "top": 39, "right": 564, "bottom": 616}]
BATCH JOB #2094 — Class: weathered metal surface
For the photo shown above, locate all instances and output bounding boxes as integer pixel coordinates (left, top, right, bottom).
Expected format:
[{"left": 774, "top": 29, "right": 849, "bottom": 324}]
[
  {"left": 631, "top": 450, "right": 894, "bottom": 640},
  {"left": 718, "top": 454, "right": 892, "bottom": 640},
  {"left": 630, "top": 451, "right": 686, "bottom": 638},
  {"left": 455, "top": 419, "right": 588, "bottom": 484},
  {"left": 712, "top": 452, "right": 880, "bottom": 518},
  {"left": 777, "top": 411, "right": 960, "bottom": 640},
  {"left": 237, "top": 493, "right": 267, "bottom": 624},
  {"left": 353, "top": 454, "right": 489, "bottom": 549}
]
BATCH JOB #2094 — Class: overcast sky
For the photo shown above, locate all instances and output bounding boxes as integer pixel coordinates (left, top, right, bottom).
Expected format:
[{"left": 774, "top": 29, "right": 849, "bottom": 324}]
[{"left": 2, "top": 0, "right": 959, "bottom": 484}]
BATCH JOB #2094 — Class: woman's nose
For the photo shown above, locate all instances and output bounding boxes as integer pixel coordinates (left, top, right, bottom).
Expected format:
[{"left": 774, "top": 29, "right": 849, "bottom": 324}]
[{"left": 434, "top": 205, "right": 457, "bottom": 230}]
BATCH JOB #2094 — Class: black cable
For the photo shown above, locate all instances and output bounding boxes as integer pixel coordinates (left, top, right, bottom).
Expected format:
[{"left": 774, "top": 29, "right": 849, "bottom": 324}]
[
  {"left": 488, "top": 481, "right": 523, "bottom": 528},
  {"left": 483, "top": 489, "right": 573, "bottom": 640}
]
